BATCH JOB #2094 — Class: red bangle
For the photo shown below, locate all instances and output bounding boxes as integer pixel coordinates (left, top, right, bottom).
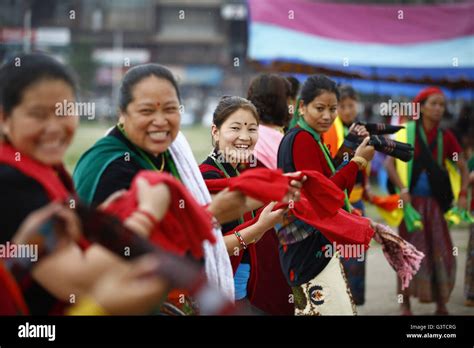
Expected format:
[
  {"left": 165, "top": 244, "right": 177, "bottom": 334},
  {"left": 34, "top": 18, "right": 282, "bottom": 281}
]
[
  {"left": 234, "top": 231, "right": 247, "bottom": 250},
  {"left": 135, "top": 209, "right": 159, "bottom": 226},
  {"left": 459, "top": 189, "right": 467, "bottom": 197}
]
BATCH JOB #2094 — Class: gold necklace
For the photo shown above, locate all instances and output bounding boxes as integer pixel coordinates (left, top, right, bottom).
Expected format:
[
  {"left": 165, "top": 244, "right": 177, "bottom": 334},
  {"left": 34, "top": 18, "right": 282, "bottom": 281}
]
[
  {"left": 117, "top": 123, "right": 165, "bottom": 172},
  {"left": 158, "top": 153, "right": 165, "bottom": 171}
]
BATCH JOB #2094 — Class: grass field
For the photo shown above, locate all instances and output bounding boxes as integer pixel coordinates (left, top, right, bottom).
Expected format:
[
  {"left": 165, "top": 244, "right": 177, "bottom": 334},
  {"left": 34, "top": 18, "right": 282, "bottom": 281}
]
[{"left": 65, "top": 121, "right": 213, "bottom": 172}]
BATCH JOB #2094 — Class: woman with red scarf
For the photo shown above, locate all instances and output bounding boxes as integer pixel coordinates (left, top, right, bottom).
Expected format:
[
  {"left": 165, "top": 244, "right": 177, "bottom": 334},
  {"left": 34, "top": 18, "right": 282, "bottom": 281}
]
[
  {"left": 0, "top": 53, "right": 180, "bottom": 315},
  {"left": 0, "top": 53, "right": 89, "bottom": 314},
  {"left": 72, "top": 64, "right": 273, "bottom": 311},
  {"left": 385, "top": 86, "right": 469, "bottom": 315},
  {"left": 0, "top": 54, "right": 209, "bottom": 315},
  {"left": 277, "top": 75, "right": 375, "bottom": 315},
  {"left": 200, "top": 96, "right": 295, "bottom": 314}
]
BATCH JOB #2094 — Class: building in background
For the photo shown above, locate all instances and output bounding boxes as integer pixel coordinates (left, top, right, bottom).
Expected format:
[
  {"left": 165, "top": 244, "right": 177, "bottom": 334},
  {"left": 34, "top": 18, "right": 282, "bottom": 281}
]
[
  {"left": 0, "top": 0, "right": 249, "bottom": 124},
  {"left": 0, "top": 0, "right": 471, "bottom": 124}
]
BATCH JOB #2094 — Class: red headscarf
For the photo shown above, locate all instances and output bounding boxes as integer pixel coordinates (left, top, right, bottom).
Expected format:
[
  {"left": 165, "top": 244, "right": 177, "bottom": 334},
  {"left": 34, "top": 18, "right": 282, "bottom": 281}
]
[{"left": 413, "top": 86, "right": 444, "bottom": 104}]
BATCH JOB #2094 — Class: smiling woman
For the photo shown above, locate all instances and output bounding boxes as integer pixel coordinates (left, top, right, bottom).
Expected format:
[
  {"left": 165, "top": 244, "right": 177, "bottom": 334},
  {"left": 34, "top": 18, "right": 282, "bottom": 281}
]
[
  {"left": 73, "top": 64, "right": 182, "bottom": 205},
  {"left": 72, "top": 64, "right": 252, "bottom": 312},
  {"left": 210, "top": 96, "right": 259, "bottom": 166},
  {"left": 119, "top": 67, "right": 181, "bottom": 157},
  {"left": 0, "top": 53, "right": 81, "bottom": 314},
  {"left": 0, "top": 54, "right": 78, "bottom": 238},
  {"left": 0, "top": 58, "right": 78, "bottom": 167},
  {"left": 199, "top": 96, "right": 289, "bottom": 314},
  {"left": 0, "top": 54, "right": 182, "bottom": 316}
]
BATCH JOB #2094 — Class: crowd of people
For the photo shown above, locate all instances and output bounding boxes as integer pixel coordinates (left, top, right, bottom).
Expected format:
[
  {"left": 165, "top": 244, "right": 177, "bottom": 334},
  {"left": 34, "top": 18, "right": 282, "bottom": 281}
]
[{"left": 0, "top": 53, "right": 472, "bottom": 316}]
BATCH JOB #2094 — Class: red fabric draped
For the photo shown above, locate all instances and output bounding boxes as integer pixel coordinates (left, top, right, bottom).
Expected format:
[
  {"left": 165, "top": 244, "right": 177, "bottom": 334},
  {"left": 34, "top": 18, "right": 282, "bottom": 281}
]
[
  {"left": 293, "top": 205, "right": 373, "bottom": 250},
  {"left": 202, "top": 167, "right": 374, "bottom": 250},
  {"left": 292, "top": 170, "right": 345, "bottom": 218},
  {"left": 0, "top": 143, "right": 75, "bottom": 315},
  {"left": 282, "top": 170, "right": 373, "bottom": 249},
  {"left": 202, "top": 167, "right": 289, "bottom": 202},
  {"left": 0, "top": 143, "right": 71, "bottom": 201},
  {"left": 104, "top": 170, "right": 215, "bottom": 259}
]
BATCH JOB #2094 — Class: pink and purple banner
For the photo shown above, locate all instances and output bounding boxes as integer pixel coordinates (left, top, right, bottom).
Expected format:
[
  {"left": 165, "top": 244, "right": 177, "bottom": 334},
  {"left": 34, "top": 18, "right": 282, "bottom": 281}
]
[{"left": 247, "top": 0, "right": 474, "bottom": 68}]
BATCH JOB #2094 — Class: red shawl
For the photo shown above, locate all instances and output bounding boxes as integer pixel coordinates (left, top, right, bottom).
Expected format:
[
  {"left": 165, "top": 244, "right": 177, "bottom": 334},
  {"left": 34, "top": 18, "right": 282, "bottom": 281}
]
[
  {"left": 280, "top": 170, "right": 373, "bottom": 248},
  {"left": 202, "top": 167, "right": 373, "bottom": 250},
  {"left": 0, "top": 143, "right": 71, "bottom": 201},
  {"left": 200, "top": 166, "right": 289, "bottom": 202},
  {"left": 103, "top": 170, "right": 215, "bottom": 259},
  {"left": 0, "top": 143, "right": 74, "bottom": 315}
]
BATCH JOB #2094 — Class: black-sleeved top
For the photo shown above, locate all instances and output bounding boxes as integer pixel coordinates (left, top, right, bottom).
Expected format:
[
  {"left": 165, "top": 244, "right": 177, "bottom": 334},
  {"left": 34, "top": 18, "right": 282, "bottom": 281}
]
[
  {"left": 92, "top": 127, "right": 170, "bottom": 205},
  {"left": 201, "top": 155, "right": 250, "bottom": 264},
  {"left": 0, "top": 164, "right": 64, "bottom": 314},
  {"left": 0, "top": 165, "right": 50, "bottom": 243}
]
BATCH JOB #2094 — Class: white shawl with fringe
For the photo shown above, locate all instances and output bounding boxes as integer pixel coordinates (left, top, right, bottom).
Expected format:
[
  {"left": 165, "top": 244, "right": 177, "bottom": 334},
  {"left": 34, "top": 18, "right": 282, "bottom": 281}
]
[{"left": 169, "top": 131, "right": 235, "bottom": 301}]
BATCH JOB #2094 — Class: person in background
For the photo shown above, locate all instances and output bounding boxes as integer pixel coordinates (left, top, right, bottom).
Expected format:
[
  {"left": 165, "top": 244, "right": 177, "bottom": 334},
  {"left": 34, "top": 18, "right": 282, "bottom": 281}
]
[
  {"left": 463, "top": 124, "right": 474, "bottom": 307},
  {"left": 286, "top": 76, "right": 300, "bottom": 117},
  {"left": 246, "top": 74, "right": 298, "bottom": 314},
  {"left": 385, "top": 86, "right": 469, "bottom": 315}
]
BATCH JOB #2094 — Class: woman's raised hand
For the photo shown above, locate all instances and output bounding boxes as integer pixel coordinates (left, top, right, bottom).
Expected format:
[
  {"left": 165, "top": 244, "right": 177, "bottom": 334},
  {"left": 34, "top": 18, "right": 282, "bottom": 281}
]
[
  {"left": 354, "top": 136, "right": 375, "bottom": 162},
  {"left": 136, "top": 178, "right": 171, "bottom": 221},
  {"left": 349, "top": 123, "right": 370, "bottom": 138},
  {"left": 255, "top": 201, "right": 285, "bottom": 233},
  {"left": 283, "top": 171, "right": 307, "bottom": 203}
]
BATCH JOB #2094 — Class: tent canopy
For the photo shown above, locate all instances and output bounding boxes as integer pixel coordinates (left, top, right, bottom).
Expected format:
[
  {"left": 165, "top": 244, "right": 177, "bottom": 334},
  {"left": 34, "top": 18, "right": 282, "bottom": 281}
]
[{"left": 247, "top": 0, "right": 474, "bottom": 99}]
